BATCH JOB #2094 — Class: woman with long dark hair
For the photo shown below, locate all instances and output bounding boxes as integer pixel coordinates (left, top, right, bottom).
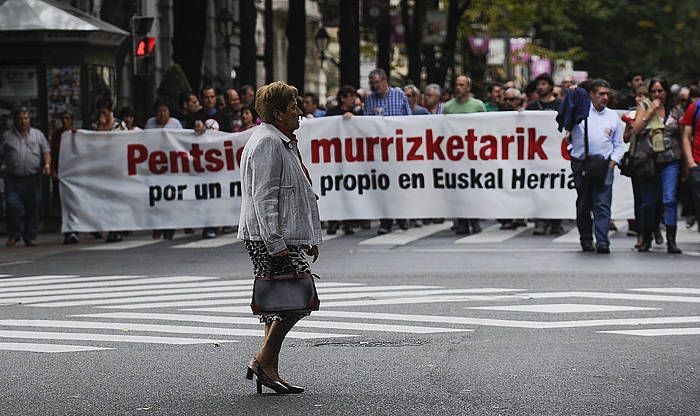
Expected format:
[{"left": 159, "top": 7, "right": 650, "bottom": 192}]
[{"left": 631, "top": 78, "right": 684, "bottom": 253}]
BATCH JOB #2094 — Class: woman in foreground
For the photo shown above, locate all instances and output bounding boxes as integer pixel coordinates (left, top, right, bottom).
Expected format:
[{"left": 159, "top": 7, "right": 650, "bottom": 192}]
[{"left": 237, "top": 81, "right": 322, "bottom": 394}]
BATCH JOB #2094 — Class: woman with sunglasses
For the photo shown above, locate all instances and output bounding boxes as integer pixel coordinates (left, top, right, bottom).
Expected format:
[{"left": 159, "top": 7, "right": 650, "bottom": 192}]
[{"left": 631, "top": 78, "right": 684, "bottom": 253}]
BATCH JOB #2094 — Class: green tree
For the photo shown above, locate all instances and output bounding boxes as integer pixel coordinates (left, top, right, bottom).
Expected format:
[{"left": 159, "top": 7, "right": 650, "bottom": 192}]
[{"left": 156, "top": 64, "right": 191, "bottom": 113}]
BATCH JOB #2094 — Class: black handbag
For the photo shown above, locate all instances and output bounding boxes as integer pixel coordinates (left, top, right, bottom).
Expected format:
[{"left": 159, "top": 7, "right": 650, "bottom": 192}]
[
  {"left": 251, "top": 271, "right": 320, "bottom": 314},
  {"left": 580, "top": 118, "right": 610, "bottom": 185},
  {"left": 620, "top": 131, "right": 656, "bottom": 178}
]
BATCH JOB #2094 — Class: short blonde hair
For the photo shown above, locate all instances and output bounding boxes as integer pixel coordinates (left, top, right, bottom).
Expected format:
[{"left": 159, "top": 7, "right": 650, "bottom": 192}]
[{"left": 255, "top": 81, "right": 298, "bottom": 123}]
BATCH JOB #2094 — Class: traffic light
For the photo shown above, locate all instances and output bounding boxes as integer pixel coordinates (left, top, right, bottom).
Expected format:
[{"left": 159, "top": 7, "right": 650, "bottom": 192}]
[{"left": 131, "top": 16, "right": 155, "bottom": 76}]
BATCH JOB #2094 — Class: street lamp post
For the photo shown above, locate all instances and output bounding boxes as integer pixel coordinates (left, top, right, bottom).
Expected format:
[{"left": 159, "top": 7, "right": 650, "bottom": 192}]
[{"left": 314, "top": 26, "right": 339, "bottom": 66}]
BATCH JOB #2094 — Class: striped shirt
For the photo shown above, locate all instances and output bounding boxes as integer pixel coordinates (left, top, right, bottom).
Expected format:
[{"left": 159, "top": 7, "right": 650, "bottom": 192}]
[
  {"left": 0, "top": 127, "right": 50, "bottom": 176},
  {"left": 364, "top": 87, "right": 412, "bottom": 116}
]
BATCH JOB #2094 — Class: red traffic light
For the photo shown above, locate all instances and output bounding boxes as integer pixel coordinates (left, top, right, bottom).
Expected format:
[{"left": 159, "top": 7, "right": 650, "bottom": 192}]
[{"left": 135, "top": 37, "right": 156, "bottom": 57}]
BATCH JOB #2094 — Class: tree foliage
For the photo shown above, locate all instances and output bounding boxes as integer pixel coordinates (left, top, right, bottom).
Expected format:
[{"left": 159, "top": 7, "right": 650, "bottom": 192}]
[
  {"left": 156, "top": 64, "right": 191, "bottom": 112},
  {"left": 463, "top": 0, "right": 700, "bottom": 86},
  {"left": 398, "top": 0, "right": 700, "bottom": 89}
]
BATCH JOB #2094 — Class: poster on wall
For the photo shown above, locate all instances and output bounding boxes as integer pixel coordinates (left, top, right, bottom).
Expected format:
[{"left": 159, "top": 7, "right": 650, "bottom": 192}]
[
  {"left": 0, "top": 66, "right": 40, "bottom": 132},
  {"left": 47, "top": 66, "right": 81, "bottom": 139}
]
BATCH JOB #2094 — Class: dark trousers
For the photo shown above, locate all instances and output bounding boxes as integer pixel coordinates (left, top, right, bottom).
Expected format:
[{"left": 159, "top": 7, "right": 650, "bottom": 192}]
[
  {"left": 5, "top": 174, "right": 42, "bottom": 241},
  {"left": 688, "top": 166, "right": 700, "bottom": 226},
  {"left": 572, "top": 161, "right": 613, "bottom": 247}
]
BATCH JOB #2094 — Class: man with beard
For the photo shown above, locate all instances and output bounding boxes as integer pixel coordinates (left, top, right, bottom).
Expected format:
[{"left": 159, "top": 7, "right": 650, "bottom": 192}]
[
  {"left": 444, "top": 75, "right": 486, "bottom": 235},
  {"left": 527, "top": 73, "right": 564, "bottom": 235}
]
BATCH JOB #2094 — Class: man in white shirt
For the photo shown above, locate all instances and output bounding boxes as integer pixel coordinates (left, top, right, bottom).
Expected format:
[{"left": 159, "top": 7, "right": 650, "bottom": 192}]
[{"left": 569, "top": 79, "right": 625, "bottom": 254}]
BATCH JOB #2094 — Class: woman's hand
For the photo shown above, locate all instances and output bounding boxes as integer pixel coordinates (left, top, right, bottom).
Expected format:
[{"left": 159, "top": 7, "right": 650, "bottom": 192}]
[
  {"left": 306, "top": 245, "right": 319, "bottom": 263},
  {"left": 194, "top": 120, "right": 206, "bottom": 135},
  {"left": 272, "top": 249, "right": 289, "bottom": 257}
]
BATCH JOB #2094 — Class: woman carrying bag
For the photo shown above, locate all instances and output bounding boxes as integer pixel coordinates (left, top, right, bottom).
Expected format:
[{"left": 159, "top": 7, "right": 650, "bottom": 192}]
[
  {"left": 631, "top": 78, "right": 684, "bottom": 253},
  {"left": 237, "top": 81, "right": 322, "bottom": 394}
]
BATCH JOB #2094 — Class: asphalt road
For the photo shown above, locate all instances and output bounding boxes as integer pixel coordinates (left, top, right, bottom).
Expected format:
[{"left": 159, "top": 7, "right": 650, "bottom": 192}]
[{"left": 0, "top": 221, "right": 698, "bottom": 415}]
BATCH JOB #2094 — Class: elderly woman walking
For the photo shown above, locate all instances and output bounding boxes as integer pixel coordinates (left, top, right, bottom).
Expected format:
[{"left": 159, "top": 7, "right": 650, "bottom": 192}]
[{"left": 237, "top": 81, "right": 322, "bottom": 394}]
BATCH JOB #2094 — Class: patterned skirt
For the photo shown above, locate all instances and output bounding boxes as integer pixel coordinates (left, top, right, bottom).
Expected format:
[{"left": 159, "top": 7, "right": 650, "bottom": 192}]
[{"left": 244, "top": 240, "right": 312, "bottom": 324}]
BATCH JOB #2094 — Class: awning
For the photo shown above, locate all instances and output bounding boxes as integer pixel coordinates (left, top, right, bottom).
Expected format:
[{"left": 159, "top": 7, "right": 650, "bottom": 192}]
[{"left": 0, "top": 0, "right": 128, "bottom": 46}]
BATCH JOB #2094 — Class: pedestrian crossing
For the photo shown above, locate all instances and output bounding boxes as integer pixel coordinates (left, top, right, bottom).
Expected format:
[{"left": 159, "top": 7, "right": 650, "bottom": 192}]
[
  {"left": 64, "top": 221, "right": 700, "bottom": 252},
  {"left": 0, "top": 273, "right": 698, "bottom": 353}
]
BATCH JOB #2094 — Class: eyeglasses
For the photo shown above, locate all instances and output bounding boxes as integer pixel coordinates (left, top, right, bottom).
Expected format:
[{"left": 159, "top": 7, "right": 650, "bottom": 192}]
[{"left": 650, "top": 89, "right": 664, "bottom": 93}]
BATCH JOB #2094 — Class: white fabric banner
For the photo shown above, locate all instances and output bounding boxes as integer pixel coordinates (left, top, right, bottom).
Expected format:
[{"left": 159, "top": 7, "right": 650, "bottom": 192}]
[{"left": 60, "top": 112, "right": 634, "bottom": 232}]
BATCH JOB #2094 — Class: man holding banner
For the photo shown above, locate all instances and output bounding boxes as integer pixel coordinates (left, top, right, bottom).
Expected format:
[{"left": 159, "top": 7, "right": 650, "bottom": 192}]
[
  {"left": 444, "top": 75, "right": 487, "bottom": 235},
  {"left": 364, "top": 68, "right": 413, "bottom": 235},
  {"left": 567, "top": 80, "right": 625, "bottom": 253}
]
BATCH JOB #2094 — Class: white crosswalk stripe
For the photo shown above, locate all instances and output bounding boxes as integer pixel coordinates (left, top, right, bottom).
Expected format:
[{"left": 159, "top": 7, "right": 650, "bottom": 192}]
[
  {"left": 71, "top": 313, "right": 470, "bottom": 334},
  {"left": 454, "top": 224, "right": 533, "bottom": 244},
  {"left": 0, "top": 342, "right": 113, "bottom": 353},
  {"left": 172, "top": 234, "right": 241, "bottom": 248},
  {"left": 358, "top": 223, "right": 451, "bottom": 246},
  {"left": 1, "top": 274, "right": 698, "bottom": 353},
  {"left": 81, "top": 239, "right": 165, "bottom": 251},
  {"left": 16, "top": 284, "right": 432, "bottom": 307}
]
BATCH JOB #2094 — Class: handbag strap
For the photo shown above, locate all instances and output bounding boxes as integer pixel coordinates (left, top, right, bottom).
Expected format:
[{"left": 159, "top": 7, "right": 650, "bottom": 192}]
[{"left": 583, "top": 117, "right": 589, "bottom": 160}]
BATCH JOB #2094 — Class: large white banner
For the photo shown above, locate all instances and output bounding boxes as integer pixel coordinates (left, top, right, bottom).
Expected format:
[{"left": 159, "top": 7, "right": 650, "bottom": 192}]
[{"left": 60, "top": 112, "right": 634, "bottom": 232}]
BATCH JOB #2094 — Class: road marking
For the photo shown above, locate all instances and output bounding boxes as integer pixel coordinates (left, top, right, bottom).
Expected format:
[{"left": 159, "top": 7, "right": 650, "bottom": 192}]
[
  {"left": 552, "top": 227, "right": 580, "bottom": 243},
  {"left": 358, "top": 223, "right": 451, "bottom": 246},
  {"left": 0, "top": 342, "right": 113, "bottom": 353},
  {"left": 182, "top": 291, "right": 700, "bottom": 311},
  {"left": 322, "top": 233, "right": 343, "bottom": 241},
  {"left": 629, "top": 288, "right": 700, "bottom": 295},
  {"left": 599, "top": 328, "right": 700, "bottom": 336},
  {"left": 454, "top": 224, "right": 534, "bottom": 244},
  {"left": 172, "top": 234, "right": 241, "bottom": 248},
  {"left": 466, "top": 303, "right": 660, "bottom": 313},
  {"left": 0, "top": 274, "right": 76, "bottom": 281},
  {"left": 676, "top": 227, "right": 700, "bottom": 243},
  {"left": 81, "top": 240, "right": 165, "bottom": 251},
  {"left": 21, "top": 283, "right": 400, "bottom": 307},
  {"left": 0, "top": 284, "right": 245, "bottom": 304},
  {"left": 0, "top": 275, "right": 151, "bottom": 288},
  {"left": 0, "top": 276, "right": 228, "bottom": 294},
  {"left": 73, "top": 313, "right": 470, "bottom": 334},
  {"left": 553, "top": 224, "right": 624, "bottom": 243},
  {"left": 0, "top": 330, "right": 237, "bottom": 345},
  {"left": 227, "top": 310, "right": 700, "bottom": 330},
  {"left": 98, "top": 287, "right": 523, "bottom": 310},
  {"left": 0, "top": 320, "right": 353, "bottom": 339},
  {"left": 408, "top": 248, "right": 585, "bottom": 253}
]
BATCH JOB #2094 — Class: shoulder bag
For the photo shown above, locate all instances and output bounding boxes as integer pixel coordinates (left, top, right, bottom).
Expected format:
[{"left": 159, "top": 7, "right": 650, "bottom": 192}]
[{"left": 581, "top": 118, "right": 610, "bottom": 185}]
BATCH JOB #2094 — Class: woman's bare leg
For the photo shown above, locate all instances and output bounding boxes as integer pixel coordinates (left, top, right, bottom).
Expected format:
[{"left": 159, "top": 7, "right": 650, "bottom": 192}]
[{"left": 256, "top": 317, "right": 299, "bottom": 379}]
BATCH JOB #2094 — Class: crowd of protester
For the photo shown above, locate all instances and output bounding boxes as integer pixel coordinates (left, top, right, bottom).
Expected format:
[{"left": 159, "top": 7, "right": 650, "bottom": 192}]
[{"left": 3, "top": 68, "right": 700, "bottom": 253}]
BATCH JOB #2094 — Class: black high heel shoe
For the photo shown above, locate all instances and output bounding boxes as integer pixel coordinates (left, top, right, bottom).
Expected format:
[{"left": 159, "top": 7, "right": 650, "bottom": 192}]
[
  {"left": 246, "top": 360, "right": 289, "bottom": 394},
  {"left": 278, "top": 380, "right": 304, "bottom": 394}
]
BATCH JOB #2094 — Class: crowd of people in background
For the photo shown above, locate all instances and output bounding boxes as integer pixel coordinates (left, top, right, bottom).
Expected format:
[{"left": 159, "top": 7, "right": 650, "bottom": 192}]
[{"left": 4, "top": 68, "right": 700, "bottom": 253}]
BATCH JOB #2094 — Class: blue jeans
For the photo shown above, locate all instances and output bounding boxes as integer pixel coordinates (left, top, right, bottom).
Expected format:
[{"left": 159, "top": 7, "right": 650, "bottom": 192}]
[
  {"left": 5, "top": 174, "right": 42, "bottom": 241},
  {"left": 572, "top": 161, "right": 614, "bottom": 248},
  {"left": 639, "top": 161, "right": 680, "bottom": 229}
]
